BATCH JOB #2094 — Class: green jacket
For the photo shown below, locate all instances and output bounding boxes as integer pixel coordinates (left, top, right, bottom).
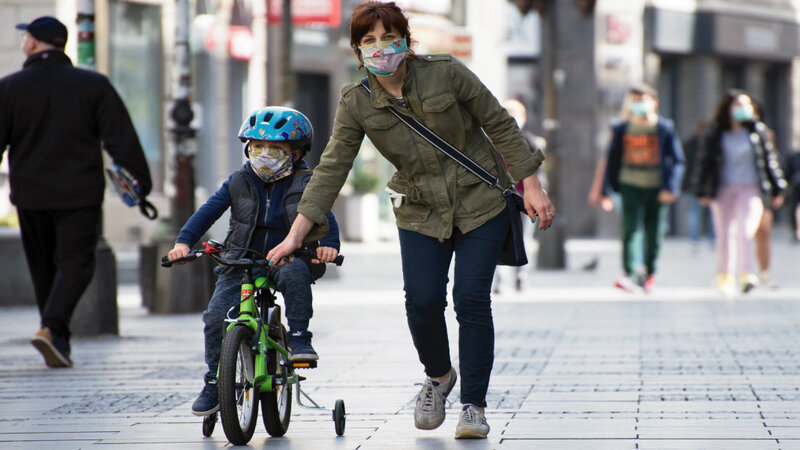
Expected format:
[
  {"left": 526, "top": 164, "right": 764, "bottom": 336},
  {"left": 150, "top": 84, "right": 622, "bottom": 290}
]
[{"left": 298, "top": 55, "right": 545, "bottom": 240}]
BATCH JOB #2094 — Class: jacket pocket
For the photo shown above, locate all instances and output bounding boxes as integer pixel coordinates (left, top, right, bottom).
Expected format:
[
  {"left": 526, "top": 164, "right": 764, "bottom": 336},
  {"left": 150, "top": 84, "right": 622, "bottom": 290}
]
[
  {"left": 386, "top": 172, "right": 431, "bottom": 223},
  {"left": 455, "top": 149, "right": 500, "bottom": 215},
  {"left": 363, "top": 111, "right": 398, "bottom": 130},
  {"left": 421, "top": 93, "right": 456, "bottom": 113}
]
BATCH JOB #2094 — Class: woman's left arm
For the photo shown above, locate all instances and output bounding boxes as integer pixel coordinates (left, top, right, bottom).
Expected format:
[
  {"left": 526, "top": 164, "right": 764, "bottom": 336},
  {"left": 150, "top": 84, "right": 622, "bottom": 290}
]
[
  {"left": 449, "top": 59, "right": 543, "bottom": 182},
  {"left": 450, "top": 58, "right": 554, "bottom": 228}
]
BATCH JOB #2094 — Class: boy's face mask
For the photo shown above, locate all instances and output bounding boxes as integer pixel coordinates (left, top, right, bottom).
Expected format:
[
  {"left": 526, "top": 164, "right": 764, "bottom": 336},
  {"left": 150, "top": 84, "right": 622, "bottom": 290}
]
[
  {"left": 359, "top": 38, "right": 408, "bottom": 76},
  {"left": 248, "top": 141, "right": 296, "bottom": 182}
]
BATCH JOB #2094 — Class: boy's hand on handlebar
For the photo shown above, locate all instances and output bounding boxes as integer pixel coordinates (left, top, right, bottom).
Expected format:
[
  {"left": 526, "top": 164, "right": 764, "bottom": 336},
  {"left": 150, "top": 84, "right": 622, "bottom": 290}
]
[
  {"left": 313, "top": 246, "right": 339, "bottom": 264},
  {"left": 168, "top": 243, "right": 192, "bottom": 264}
]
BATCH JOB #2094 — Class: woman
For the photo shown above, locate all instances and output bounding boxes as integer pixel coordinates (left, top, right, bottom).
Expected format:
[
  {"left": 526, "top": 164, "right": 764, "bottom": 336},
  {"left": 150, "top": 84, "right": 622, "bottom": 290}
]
[
  {"left": 690, "top": 90, "right": 787, "bottom": 295},
  {"left": 267, "top": 0, "right": 554, "bottom": 439}
]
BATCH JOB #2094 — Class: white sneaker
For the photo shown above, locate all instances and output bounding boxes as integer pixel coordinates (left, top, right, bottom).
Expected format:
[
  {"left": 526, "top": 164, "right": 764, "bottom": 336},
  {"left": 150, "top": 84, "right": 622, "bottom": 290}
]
[
  {"left": 760, "top": 271, "right": 778, "bottom": 289},
  {"left": 455, "top": 404, "right": 489, "bottom": 439},
  {"left": 414, "top": 367, "right": 457, "bottom": 430},
  {"left": 614, "top": 276, "right": 638, "bottom": 293}
]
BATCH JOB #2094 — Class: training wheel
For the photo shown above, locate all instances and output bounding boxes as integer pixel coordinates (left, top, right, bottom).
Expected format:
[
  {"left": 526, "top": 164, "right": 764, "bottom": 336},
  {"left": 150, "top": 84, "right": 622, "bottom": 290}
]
[
  {"left": 202, "top": 412, "right": 217, "bottom": 437},
  {"left": 333, "top": 399, "right": 346, "bottom": 436}
]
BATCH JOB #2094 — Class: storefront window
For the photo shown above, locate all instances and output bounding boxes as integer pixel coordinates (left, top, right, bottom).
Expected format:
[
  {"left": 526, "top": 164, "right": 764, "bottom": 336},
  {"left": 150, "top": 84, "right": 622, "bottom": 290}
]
[{"left": 109, "top": 0, "right": 163, "bottom": 191}]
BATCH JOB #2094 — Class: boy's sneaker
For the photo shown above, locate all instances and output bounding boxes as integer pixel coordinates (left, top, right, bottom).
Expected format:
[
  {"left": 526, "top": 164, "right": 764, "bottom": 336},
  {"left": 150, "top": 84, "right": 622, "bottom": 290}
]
[
  {"left": 740, "top": 273, "right": 759, "bottom": 294},
  {"left": 191, "top": 376, "right": 219, "bottom": 416},
  {"left": 614, "top": 276, "right": 638, "bottom": 293},
  {"left": 31, "top": 327, "right": 72, "bottom": 368},
  {"left": 414, "top": 367, "right": 457, "bottom": 430},
  {"left": 643, "top": 275, "right": 656, "bottom": 294},
  {"left": 455, "top": 404, "right": 490, "bottom": 439},
  {"left": 288, "top": 330, "right": 318, "bottom": 362}
]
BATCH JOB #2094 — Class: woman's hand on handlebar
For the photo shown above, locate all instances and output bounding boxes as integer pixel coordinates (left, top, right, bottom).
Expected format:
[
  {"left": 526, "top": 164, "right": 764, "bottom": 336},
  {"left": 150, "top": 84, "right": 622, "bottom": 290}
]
[
  {"left": 267, "top": 213, "right": 315, "bottom": 267},
  {"left": 168, "top": 243, "right": 192, "bottom": 264},
  {"left": 267, "top": 235, "right": 303, "bottom": 267},
  {"left": 313, "top": 246, "right": 339, "bottom": 264}
]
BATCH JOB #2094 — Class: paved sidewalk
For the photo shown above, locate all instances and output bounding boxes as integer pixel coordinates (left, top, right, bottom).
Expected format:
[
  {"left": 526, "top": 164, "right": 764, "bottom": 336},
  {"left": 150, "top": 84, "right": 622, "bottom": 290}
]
[{"left": 1, "top": 234, "right": 799, "bottom": 449}]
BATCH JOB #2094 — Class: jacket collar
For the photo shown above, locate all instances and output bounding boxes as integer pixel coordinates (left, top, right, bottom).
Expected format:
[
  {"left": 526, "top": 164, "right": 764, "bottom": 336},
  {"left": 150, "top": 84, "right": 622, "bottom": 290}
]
[
  {"left": 23, "top": 50, "right": 72, "bottom": 69},
  {"left": 364, "top": 58, "right": 417, "bottom": 109}
]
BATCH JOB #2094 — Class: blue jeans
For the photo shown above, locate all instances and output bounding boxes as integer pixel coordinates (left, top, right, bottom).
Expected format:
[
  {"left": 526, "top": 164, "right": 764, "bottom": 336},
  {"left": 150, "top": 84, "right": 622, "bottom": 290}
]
[
  {"left": 398, "top": 211, "right": 507, "bottom": 407},
  {"left": 202, "top": 258, "right": 317, "bottom": 379}
]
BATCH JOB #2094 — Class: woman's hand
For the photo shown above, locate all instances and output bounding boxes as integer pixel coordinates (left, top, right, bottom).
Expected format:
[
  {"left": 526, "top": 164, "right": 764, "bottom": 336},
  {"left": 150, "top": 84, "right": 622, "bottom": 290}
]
[
  {"left": 599, "top": 196, "right": 615, "bottom": 212},
  {"left": 167, "top": 243, "right": 192, "bottom": 265},
  {"left": 267, "top": 213, "right": 315, "bottom": 267},
  {"left": 521, "top": 174, "right": 555, "bottom": 230},
  {"left": 698, "top": 196, "right": 713, "bottom": 207},
  {"left": 313, "top": 246, "right": 339, "bottom": 264},
  {"left": 772, "top": 193, "right": 785, "bottom": 210}
]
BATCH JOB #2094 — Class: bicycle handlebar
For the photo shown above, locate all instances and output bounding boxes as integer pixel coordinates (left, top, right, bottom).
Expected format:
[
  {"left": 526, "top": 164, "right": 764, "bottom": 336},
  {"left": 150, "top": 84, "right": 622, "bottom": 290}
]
[{"left": 161, "top": 246, "right": 344, "bottom": 268}]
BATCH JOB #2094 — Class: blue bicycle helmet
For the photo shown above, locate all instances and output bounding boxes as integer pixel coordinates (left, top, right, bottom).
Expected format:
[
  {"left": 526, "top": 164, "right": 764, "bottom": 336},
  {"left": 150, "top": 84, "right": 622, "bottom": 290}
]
[{"left": 238, "top": 106, "right": 313, "bottom": 156}]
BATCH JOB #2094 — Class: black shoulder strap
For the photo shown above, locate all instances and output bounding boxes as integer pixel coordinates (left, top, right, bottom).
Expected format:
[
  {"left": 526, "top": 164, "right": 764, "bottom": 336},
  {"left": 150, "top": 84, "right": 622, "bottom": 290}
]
[{"left": 360, "top": 78, "right": 502, "bottom": 191}]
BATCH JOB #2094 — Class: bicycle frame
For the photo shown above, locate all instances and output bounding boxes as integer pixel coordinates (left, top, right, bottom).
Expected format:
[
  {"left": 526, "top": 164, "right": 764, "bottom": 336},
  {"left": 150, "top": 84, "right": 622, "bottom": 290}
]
[{"left": 219, "top": 265, "right": 298, "bottom": 393}]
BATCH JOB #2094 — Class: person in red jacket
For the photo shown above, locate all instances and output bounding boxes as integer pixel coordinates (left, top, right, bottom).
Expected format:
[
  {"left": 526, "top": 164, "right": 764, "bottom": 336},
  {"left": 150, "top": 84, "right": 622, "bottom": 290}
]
[{"left": 0, "top": 17, "right": 152, "bottom": 367}]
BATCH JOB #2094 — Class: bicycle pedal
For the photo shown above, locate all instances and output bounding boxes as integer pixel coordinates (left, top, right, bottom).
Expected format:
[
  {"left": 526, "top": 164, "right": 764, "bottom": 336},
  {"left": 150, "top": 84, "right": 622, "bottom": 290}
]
[{"left": 290, "top": 361, "right": 317, "bottom": 369}]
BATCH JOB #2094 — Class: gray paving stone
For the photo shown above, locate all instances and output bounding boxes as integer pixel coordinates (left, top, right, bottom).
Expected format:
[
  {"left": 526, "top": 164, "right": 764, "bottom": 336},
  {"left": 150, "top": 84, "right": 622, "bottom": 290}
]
[{"left": 1, "top": 236, "right": 799, "bottom": 448}]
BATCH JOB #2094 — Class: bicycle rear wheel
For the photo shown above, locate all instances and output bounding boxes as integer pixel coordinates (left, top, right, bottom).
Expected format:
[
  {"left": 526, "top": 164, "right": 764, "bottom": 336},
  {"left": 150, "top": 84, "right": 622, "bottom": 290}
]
[
  {"left": 219, "top": 325, "right": 259, "bottom": 445},
  {"left": 261, "top": 325, "right": 292, "bottom": 436}
]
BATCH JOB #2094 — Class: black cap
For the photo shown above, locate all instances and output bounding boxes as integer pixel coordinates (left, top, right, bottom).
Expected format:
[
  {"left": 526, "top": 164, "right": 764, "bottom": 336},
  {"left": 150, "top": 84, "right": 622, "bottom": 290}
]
[{"left": 16, "top": 16, "right": 68, "bottom": 48}]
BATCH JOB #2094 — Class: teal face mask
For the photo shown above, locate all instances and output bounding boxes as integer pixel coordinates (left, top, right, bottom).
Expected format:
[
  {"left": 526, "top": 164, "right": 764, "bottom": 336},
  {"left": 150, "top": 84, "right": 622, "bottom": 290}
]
[
  {"left": 359, "top": 38, "right": 408, "bottom": 76},
  {"left": 630, "top": 100, "right": 653, "bottom": 116},
  {"left": 732, "top": 104, "right": 755, "bottom": 123}
]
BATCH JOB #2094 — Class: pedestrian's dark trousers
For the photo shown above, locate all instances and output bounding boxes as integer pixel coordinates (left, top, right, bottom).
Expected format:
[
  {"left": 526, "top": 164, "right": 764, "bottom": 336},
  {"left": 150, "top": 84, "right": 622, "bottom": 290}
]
[
  {"left": 619, "top": 183, "right": 668, "bottom": 277},
  {"left": 18, "top": 207, "right": 101, "bottom": 341},
  {"left": 398, "top": 211, "right": 508, "bottom": 408}
]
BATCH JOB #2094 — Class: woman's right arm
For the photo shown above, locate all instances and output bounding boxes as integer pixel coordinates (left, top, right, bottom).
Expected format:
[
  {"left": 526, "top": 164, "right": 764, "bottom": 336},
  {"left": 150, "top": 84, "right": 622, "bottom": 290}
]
[{"left": 268, "top": 91, "right": 366, "bottom": 264}]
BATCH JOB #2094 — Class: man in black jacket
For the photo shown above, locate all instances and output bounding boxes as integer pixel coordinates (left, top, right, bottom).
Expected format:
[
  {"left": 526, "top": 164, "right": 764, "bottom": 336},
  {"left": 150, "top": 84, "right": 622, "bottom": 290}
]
[{"left": 0, "top": 16, "right": 152, "bottom": 368}]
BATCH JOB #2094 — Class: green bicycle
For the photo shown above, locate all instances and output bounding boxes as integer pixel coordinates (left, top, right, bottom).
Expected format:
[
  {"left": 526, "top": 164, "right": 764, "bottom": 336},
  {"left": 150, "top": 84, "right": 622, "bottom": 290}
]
[{"left": 161, "top": 239, "right": 346, "bottom": 445}]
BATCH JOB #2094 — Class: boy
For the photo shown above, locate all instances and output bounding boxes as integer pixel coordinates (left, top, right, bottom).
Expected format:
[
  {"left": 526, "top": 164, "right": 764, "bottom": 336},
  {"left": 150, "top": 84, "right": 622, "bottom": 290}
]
[
  {"left": 601, "top": 84, "right": 685, "bottom": 293},
  {"left": 166, "top": 106, "right": 340, "bottom": 416}
]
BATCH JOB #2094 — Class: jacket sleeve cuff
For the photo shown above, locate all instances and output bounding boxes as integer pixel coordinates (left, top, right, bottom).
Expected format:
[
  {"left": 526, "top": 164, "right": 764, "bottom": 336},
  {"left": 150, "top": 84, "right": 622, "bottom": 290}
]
[
  {"left": 298, "top": 200, "right": 329, "bottom": 227},
  {"left": 508, "top": 148, "right": 545, "bottom": 182}
]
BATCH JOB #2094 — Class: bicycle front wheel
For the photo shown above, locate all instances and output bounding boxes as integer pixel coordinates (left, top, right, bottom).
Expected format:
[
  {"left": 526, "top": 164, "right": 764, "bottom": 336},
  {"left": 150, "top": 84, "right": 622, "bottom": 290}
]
[
  {"left": 261, "top": 325, "right": 292, "bottom": 436},
  {"left": 219, "top": 325, "right": 259, "bottom": 445}
]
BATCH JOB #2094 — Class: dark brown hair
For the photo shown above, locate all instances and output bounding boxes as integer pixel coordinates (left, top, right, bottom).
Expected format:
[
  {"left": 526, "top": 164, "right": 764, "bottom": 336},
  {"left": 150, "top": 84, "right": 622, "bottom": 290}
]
[
  {"left": 349, "top": 1, "right": 415, "bottom": 68},
  {"left": 712, "top": 89, "right": 750, "bottom": 132}
]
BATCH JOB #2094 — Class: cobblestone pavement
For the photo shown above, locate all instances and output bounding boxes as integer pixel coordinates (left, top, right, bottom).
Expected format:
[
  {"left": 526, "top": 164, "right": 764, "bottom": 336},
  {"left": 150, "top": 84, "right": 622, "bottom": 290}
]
[{"left": 1, "top": 235, "right": 799, "bottom": 449}]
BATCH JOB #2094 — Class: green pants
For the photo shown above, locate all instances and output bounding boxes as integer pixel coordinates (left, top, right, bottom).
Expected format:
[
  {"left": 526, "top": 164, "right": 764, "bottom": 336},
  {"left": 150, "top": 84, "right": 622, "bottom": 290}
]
[{"left": 619, "top": 184, "right": 669, "bottom": 277}]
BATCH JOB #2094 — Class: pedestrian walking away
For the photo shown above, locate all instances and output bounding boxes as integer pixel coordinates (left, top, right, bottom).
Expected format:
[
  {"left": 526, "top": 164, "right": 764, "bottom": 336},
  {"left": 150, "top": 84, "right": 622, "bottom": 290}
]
[
  {"left": 601, "top": 83, "right": 685, "bottom": 294},
  {"left": 266, "top": 0, "right": 554, "bottom": 440},
  {"left": 166, "top": 106, "right": 341, "bottom": 416},
  {"left": 689, "top": 89, "right": 788, "bottom": 296},
  {"left": 751, "top": 100, "right": 785, "bottom": 289},
  {"left": 0, "top": 16, "right": 152, "bottom": 368}
]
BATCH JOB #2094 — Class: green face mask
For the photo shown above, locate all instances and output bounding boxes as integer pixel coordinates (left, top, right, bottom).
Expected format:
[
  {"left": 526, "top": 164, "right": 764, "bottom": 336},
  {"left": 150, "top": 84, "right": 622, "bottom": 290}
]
[{"left": 732, "top": 104, "right": 755, "bottom": 123}]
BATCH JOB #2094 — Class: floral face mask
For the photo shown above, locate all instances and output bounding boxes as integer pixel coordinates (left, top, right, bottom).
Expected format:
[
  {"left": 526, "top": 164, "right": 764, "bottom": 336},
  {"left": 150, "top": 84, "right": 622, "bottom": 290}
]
[
  {"left": 248, "top": 141, "right": 296, "bottom": 182},
  {"left": 359, "top": 38, "right": 408, "bottom": 76}
]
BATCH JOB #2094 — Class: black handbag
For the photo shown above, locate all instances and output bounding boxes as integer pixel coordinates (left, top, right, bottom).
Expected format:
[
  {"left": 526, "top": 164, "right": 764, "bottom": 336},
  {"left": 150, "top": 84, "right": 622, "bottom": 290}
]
[{"left": 360, "top": 79, "right": 529, "bottom": 266}]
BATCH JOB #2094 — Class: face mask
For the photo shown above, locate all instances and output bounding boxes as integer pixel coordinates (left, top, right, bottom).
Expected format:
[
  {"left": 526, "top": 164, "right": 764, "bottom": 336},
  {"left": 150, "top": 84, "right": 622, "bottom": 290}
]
[
  {"left": 732, "top": 104, "right": 755, "bottom": 123},
  {"left": 630, "top": 100, "right": 652, "bottom": 117},
  {"left": 248, "top": 141, "right": 295, "bottom": 183},
  {"left": 359, "top": 38, "right": 408, "bottom": 76}
]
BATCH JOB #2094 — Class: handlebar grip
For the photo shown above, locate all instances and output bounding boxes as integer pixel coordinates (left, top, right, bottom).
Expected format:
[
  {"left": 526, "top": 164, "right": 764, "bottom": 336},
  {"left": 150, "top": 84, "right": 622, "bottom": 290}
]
[
  {"left": 332, "top": 254, "right": 344, "bottom": 266},
  {"left": 161, "top": 253, "right": 199, "bottom": 268}
]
